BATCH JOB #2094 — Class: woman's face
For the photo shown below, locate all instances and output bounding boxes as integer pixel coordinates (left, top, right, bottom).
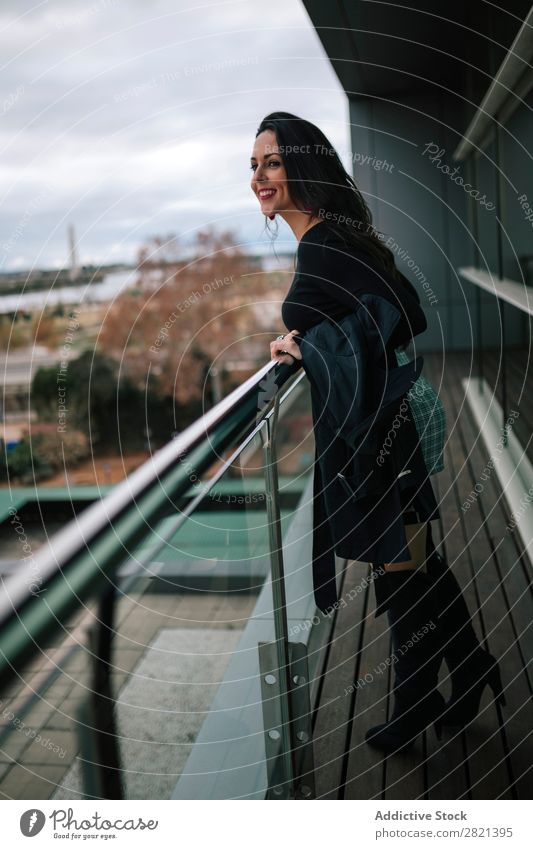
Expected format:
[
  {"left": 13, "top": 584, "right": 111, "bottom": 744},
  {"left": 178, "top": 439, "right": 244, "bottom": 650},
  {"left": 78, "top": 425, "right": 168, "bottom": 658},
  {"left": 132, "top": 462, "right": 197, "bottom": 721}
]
[{"left": 250, "top": 129, "right": 293, "bottom": 217}]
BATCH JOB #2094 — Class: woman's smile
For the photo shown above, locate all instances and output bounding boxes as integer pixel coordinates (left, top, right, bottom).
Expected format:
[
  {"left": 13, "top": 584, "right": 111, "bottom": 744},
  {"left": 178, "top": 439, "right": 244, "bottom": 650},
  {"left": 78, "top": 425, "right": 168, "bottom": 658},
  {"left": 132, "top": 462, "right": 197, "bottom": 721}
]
[{"left": 257, "top": 187, "right": 277, "bottom": 199}]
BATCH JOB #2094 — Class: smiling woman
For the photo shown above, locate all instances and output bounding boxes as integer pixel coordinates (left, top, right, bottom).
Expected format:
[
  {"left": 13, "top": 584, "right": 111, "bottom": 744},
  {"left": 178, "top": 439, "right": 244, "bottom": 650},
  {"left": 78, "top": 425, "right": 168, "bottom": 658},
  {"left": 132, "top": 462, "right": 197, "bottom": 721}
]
[{"left": 249, "top": 110, "right": 503, "bottom": 758}]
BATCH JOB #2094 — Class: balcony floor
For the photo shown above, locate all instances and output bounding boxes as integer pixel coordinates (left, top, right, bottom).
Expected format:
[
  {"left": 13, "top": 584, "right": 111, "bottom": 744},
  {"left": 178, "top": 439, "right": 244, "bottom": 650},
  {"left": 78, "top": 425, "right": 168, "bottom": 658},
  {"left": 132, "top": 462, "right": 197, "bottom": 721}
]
[{"left": 311, "top": 351, "right": 533, "bottom": 800}]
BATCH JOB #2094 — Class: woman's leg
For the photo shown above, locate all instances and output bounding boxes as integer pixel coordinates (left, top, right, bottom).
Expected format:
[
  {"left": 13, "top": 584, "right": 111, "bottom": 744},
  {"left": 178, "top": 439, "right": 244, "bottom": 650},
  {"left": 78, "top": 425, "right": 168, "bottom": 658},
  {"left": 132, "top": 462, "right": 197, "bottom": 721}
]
[
  {"left": 371, "top": 521, "right": 428, "bottom": 614},
  {"left": 382, "top": 559, "right": 416, "bottom": 571},
  {"left": 366, "top": 518, "right": 444, "bottom": 752},
  {"left": 382, "top": 521, "right": 428, "bottom": 571},
  {"left": 424, "top": 521, "right": 506, "bottom": 725},
  {"left": 365, "top": 562, "right": 445, "bottom": 751}
]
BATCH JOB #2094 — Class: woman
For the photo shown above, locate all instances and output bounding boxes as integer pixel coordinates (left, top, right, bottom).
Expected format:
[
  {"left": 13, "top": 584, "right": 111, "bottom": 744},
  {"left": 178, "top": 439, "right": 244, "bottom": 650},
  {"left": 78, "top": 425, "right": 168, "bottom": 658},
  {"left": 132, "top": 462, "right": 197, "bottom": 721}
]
[{"left": 250, "top": 111, "right": 505, "bottom": 754}]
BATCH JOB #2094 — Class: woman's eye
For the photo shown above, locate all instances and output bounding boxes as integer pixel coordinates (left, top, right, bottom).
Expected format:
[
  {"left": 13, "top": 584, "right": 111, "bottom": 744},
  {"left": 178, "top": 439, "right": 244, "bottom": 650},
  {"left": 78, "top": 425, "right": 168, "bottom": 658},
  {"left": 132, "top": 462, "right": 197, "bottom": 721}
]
[{"left": 250, "top": 160, "right": 281, "bottom": 171}]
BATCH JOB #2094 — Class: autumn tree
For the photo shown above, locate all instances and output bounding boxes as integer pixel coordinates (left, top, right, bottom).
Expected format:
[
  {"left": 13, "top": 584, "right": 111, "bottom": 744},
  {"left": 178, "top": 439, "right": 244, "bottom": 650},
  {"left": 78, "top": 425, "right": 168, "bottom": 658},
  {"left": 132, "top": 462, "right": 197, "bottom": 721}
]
[{"left": 100, "top": 227, "right": 273, "bottom": 406}]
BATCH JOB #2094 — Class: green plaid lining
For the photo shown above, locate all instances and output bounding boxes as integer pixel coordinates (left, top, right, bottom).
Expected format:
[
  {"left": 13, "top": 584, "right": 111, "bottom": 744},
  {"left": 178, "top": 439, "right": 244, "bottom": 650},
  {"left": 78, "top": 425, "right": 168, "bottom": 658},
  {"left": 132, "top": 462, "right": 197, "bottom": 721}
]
[{"left": 395, "top": 348, "right": 446, "bottom": 475}]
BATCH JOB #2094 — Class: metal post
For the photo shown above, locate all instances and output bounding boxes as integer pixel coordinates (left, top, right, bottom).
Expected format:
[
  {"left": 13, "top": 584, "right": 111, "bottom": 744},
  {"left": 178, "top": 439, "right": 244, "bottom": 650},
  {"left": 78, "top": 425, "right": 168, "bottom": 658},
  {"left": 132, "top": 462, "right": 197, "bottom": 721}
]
[
  {"left": 494, "top": 119, "right": 508, "bottom": 445},
  {"left": 259, "top": 640, "right": 316, "bottom": 799},
  {"left": 469, "top": 155, "right": 483, "bottom": 393},
  {"left": 77, "top": 584, "right": 124, "bottom": 799},
  {"left": 260, "top": 395, "right": 297, "bottom": 797}
]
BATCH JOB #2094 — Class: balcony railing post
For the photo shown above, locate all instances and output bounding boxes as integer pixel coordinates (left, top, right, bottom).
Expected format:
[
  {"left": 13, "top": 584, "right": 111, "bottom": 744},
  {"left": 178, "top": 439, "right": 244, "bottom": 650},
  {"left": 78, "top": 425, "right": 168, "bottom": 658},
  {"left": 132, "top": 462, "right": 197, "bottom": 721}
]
[
  {"left": 260, "top": 395, "right": 297, "bottom": 797},
  {"left": 468, "top": 154, "right": 483, "bottom": 394},
  {"left": 258, "top": 390, "right": 317, "bottom": 799},
  {"left": 494, "top": 117, "right": 508, "bottom": 445},
  {"left": 77, "top": 584, "right": 124, "bottom": 799}
]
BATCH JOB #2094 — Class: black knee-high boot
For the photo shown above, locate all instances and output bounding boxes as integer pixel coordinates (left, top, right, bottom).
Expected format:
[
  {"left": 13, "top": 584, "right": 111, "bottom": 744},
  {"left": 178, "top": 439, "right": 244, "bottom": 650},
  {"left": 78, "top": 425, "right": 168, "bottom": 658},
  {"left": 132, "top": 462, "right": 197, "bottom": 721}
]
[
  {"left": 365, "top": 568, "right": 445, "bottom": 752},
  {"left": 424, "top": 522, "right": 506, "bottom": 727}
]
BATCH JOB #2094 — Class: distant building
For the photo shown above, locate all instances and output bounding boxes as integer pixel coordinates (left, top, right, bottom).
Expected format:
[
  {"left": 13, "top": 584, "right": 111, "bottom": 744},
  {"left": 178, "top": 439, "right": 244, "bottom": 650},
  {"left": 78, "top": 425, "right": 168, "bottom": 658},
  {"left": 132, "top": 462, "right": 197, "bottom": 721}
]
[{"left": 68, "top": 222, "right": 81, "bottom": 282}]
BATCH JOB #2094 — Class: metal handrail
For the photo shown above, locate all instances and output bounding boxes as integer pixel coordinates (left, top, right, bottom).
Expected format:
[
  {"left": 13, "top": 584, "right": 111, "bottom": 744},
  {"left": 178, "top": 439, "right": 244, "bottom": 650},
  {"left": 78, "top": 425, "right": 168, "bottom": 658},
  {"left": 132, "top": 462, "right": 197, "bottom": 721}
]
[{"left": 0, "top": 357, "right": 301, "bottom": 688}]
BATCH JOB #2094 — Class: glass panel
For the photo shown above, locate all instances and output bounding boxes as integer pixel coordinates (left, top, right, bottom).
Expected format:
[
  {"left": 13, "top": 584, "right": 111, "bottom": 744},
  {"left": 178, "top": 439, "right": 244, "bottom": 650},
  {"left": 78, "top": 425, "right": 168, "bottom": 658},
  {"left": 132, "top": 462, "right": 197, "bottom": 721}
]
[{"left": 0, "top": 374, "right": 318, "bottom": 800}]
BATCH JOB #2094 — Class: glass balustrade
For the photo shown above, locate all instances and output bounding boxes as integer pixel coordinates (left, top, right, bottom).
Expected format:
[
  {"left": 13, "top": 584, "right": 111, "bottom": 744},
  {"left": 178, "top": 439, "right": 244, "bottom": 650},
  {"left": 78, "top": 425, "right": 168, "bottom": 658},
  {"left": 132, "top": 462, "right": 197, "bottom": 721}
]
[{"left": 0, "top": 364, "right": 330, "bottom": 800}]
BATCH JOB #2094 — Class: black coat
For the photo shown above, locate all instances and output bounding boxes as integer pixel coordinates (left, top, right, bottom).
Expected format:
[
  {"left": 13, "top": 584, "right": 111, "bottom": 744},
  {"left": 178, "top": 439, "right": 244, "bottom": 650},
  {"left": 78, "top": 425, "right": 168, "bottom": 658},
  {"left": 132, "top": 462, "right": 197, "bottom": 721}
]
[{"left": 292, "top": 292, "right": 440, "bottom": 614}]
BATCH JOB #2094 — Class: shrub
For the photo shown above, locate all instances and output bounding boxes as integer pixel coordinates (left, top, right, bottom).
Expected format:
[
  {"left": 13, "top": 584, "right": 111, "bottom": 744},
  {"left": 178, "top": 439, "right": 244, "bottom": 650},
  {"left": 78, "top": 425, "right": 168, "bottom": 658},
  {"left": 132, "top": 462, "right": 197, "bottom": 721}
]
[{"left": 0, "top": 429, "right": 89, "bottom": 483}]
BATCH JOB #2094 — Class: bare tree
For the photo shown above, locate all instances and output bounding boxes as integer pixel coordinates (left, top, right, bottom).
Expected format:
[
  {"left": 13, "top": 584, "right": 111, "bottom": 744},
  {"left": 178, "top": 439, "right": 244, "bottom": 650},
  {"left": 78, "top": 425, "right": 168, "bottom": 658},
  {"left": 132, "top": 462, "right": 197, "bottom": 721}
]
[{"left": 100, "top": 227, "right": 272, "bottom": 405}]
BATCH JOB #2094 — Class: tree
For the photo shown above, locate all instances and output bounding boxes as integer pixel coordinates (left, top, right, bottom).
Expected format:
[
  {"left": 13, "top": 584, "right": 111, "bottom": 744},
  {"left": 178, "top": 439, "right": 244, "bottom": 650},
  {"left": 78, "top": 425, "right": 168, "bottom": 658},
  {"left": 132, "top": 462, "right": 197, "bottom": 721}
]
[
  {"left": 99, "top": 227, "right": 271, "bottom": 406},
  {"left": 29, "top": 349, "right": 183, "bottom": 452},
  {"left": 66, "top": 350, "right": 117, "bottom": 444},
  {"left": 32, "top": 366, "right": 58, "bottom": 420}
]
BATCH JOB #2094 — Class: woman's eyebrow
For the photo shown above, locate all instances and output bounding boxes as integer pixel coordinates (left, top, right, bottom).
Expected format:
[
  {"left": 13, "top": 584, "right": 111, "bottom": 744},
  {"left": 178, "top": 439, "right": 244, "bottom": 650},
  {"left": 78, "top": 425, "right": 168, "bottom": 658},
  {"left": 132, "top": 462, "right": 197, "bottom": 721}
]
[{"left": 250, "top": 152, "right": 280, "bottom": 161}]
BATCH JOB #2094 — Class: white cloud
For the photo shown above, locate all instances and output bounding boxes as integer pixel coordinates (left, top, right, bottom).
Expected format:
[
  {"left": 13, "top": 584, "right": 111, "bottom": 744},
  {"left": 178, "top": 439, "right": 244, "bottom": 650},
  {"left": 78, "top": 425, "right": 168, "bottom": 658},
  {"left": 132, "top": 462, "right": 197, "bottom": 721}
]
[{"left": 0, "top": 0, "right": 349, "bottom": 270}]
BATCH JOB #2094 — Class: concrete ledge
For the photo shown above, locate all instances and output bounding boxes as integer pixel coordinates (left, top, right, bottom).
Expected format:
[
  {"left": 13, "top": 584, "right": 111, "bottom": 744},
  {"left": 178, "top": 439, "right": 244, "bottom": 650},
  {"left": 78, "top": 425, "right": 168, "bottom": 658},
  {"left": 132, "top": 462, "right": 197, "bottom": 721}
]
[{"left": 462, "top": 376, "right": 533, "bottom": 564}]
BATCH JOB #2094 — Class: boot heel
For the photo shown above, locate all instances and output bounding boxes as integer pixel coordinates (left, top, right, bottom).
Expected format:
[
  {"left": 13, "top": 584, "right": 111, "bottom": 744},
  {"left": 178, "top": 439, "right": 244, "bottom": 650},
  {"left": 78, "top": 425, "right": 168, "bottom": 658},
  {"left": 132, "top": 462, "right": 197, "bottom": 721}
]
[
  {"left": 488, "top": 664, "right": 506, "bottom": 707},
  {"left": 434, "top": 718, "right": 443, "bottom": 740}
]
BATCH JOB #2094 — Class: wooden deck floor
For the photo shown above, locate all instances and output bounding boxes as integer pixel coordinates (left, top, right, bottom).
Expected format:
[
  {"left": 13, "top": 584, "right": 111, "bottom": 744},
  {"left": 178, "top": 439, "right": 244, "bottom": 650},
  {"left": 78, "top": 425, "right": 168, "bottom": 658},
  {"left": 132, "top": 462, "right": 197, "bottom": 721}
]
[{"left": 311, "top": 351, "right": 533, "bottom": 800}]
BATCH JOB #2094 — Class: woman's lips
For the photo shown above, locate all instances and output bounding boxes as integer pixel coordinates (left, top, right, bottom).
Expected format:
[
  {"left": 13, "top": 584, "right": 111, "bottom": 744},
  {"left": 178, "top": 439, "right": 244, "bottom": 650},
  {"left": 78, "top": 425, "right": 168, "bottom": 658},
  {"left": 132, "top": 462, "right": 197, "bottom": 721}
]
[{"left": 258, "top": 188, "right": 277, "bottom": 200}]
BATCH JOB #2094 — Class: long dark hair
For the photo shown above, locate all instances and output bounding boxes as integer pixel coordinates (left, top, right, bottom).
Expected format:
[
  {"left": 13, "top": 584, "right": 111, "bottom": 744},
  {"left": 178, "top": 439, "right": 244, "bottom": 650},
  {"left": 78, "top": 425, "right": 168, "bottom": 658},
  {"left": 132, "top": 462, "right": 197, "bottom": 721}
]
[{"left": 256, "top": 111, "right": 403, "bottom": 283}]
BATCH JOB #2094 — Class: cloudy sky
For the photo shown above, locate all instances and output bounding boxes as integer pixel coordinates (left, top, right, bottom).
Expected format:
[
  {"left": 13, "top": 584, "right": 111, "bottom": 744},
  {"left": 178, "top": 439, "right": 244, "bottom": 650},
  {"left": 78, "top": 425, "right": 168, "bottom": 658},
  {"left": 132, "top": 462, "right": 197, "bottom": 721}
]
[{"left": 1, "top": 0, "right": 350, "bottom": 272}]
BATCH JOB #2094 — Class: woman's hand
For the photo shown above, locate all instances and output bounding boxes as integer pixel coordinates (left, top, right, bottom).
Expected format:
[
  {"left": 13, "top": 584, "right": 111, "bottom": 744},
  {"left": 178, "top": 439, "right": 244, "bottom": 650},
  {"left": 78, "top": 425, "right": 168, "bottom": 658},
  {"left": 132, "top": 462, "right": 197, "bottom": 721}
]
[{"left": 270, "top": 328, "right": 302, "bottom": 365}]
